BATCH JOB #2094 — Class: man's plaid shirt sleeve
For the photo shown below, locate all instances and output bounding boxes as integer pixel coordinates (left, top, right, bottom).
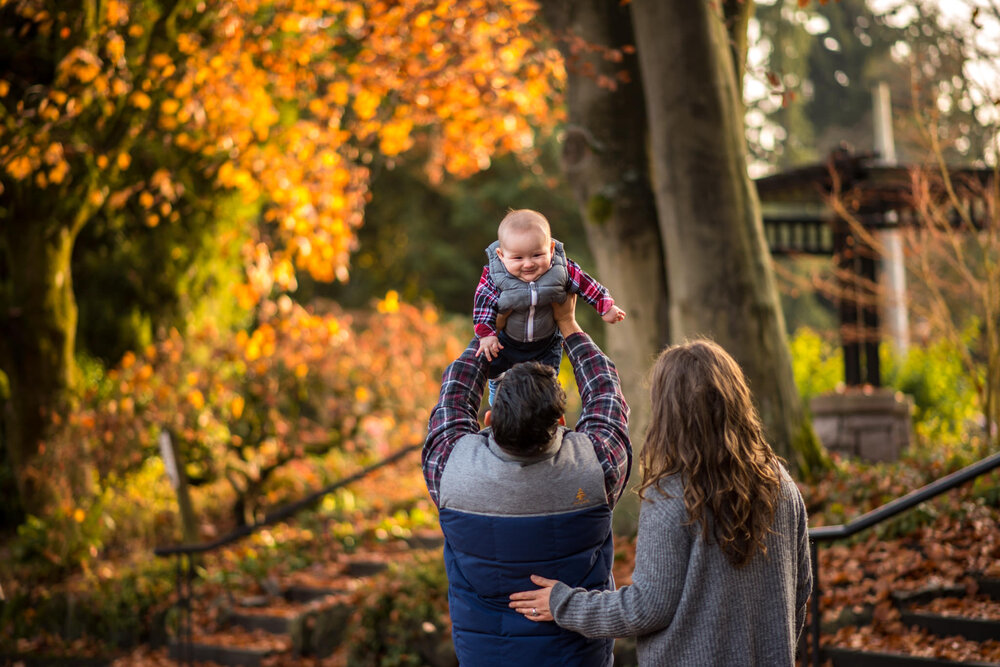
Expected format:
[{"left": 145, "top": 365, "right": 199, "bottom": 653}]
[
  {"left": 567, "top": 259, "right": 615, "bottom": 316},
  {"left": 473, "top": 266, "right": 500, "bottom": 339},
  {"left": 423, "top": 338, "right": 487, "bottom": 507},
  {"left": 564, "top": 332, "right": 632, "bottom": 505}
]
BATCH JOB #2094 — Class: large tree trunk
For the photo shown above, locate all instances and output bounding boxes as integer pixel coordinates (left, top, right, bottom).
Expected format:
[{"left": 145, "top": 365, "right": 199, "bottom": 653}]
[
  {"left": 543, "top": 0, "right": 670, "bottom": 520},
  {"left": 539, "top": 0, "right": 669, "bottom": 531},
  {"left": 539, "top": 0, "right": 669, "bottom": 495},
  {"left": 629, "top": 0, "right": 824, "bottom": 471},
  {"left": 0, "top": 218, "right": 79, "bottom": 516}
]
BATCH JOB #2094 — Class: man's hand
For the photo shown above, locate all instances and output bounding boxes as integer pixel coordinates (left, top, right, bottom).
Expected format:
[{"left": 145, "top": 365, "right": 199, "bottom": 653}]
[
  {"left": 602, "top": 305, "right": 626, "bottom": 324},
  {"left": 552, "top": 294, "right": 583, "bottom": 338},
  {"left": 476, "top": 335, "right": 503, "bottom": 361}
]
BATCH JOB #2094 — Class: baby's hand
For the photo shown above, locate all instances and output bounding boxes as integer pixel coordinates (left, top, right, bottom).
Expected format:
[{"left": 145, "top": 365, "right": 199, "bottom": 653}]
[
  {"left": 476, "top": 335, "right": 503, "bottom": 361},
  {"left": 602, "top": 305, "right": 626, "bottom": 324}
]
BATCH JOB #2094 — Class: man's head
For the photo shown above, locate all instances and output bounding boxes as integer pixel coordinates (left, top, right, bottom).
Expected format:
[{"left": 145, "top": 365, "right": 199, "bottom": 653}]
[
  {"left": 489, "top": 361, "right": 566, "bottom": 456},
  {"left": 496, "top": 209, "right": 555, "bottom": 283}
]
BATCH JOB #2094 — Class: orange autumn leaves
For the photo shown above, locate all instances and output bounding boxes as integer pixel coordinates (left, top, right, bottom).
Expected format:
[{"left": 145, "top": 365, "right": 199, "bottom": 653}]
[
  {"left": 0, "top": 0, "right": 565, "bottom": 297},
  {"left": 44, "top": 296, "right": 463, "bottom": 528}
]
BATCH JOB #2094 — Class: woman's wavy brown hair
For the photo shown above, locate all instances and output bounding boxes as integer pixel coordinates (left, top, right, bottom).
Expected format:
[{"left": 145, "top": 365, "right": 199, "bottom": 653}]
[{"left": 639, "top": 339, "right": 782, "bottom": 568}]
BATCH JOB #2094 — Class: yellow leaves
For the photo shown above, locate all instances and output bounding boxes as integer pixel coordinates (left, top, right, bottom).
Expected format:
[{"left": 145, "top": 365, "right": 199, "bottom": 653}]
[
  {"left": 106, "top": 33, "right": 126, "bottom": 63},
  {"left": 48, "top": 160, "right": 69, "bottom": 185},
  {"left": 129, "top": 91, "right": 151, "bottom": 110},
  {"left": 186, "top": 389, "right": 205, "bottom": 410},
  {"left": 216, "top": 162, "right": 257, "bottom": 194},
  {"left": 414, "top": 10, "right": 434, "bottom": 29},
  {"left": 73, "top": 508, "right": 86, "bottom": 523},
  {"left": 5, "top": 155, "right": 33, "bottom": 180},
  {"left": 150, "top": 53, "right": 174, "bottom": 70},
  {"left": 105, "top": 0, "right": 129, "bottom": 25},
  {"left": 379, "top": 117, "right": 414, "bottom": 156},
  {"left": 58, "top": 47, "right": 101, "bottom": 85},
  {"left": 160, "top": 98, "right": 180, "bottom": 115},
  {"left": 273, "top": 258, "right": 298, "bottom": 292},
  {"left": 377, "top": 290, "right": 400, "bottom": 314},
  {"left": 231, "top": 395, "right": 245, "bottom": 419},
  {"left": 329, "top": 80, "right": 350, "bottom": 106},
  {"left": 177, "top": 33, "right": 200, "bottom": 56},
  {"left": 353, "top": 88, "right": 381, "bottom": 121}
]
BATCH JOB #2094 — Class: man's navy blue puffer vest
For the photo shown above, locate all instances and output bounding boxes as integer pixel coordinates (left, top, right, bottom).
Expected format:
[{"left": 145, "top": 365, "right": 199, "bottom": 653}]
[{"left": 437, "top": 428, "right": 615, "bottom": 667}]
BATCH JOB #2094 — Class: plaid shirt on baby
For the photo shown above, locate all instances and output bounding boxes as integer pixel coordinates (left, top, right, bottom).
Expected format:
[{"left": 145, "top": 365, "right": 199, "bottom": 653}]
[
  {"left": 473, "top": 259, "right": 615, "bottom": 339},
  {"left": 422, "top": 332, "right": 632, "bottom": 508}
]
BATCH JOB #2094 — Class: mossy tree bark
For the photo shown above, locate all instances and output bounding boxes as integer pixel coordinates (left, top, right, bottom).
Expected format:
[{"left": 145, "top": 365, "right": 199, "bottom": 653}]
[
  {"left": 628, "top": 0, "right": 825, "bottom": 471},
  {"left": 0, "top": 216, "right": 81, "bottom": 516},
  {"left": 539, "top": 0, "right": 670, "bottom": 450}
]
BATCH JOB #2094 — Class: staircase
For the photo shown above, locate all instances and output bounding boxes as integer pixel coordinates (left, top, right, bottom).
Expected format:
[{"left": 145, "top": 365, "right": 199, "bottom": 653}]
[
  {"left": 135, "top": 532, "right": 447, "bottom": 667},
  {"left": 819, "top": 573, "right": 1000, "bottom": 666}
]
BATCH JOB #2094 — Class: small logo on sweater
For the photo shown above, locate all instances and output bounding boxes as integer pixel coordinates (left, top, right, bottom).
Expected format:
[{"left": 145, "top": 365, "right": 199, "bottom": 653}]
[{"left": 573, "top": 487, "right": 589, "bottom": 505}]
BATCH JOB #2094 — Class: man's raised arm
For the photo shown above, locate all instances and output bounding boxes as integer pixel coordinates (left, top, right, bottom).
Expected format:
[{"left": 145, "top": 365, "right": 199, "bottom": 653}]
[
  {"left": 422, "top": 339, "right": 488, "bottom": 507},
  {"left": 553, "top": 295, "right": 632, "bottom": 506}
]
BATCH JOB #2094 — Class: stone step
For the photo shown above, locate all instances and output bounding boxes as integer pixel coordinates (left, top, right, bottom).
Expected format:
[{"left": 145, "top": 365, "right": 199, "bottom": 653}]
[
  {"left": 893, "top": 585, "right": 968, "bottom": 607},
  {"left": 344, "top": 558, "right": 388, "bottom": 577},
  {"left": 0, "top": 655, "right": 111, "bottom": 667},
  {"left": 226, "top": 609, "right": 296, "bottom": 635},
  {"left": 978, "top": 577, "right": 1000, "bottom": 600},
  {"left": 901, "top": 611, "right": 1000, "bottom": 643},
  {"left": 825, "top": 647, "right": 1000, "bottom": 667},
  {"left": 168, "top": 641, "right": 275, "bottom": 667},
  {"left": 283, "top": 584, "right": 342, "bottom": 603}
]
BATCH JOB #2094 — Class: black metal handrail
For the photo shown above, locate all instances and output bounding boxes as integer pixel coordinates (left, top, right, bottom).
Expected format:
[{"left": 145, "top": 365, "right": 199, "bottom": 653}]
[
  {"left": 154, "top": 440, "right": 423, "bottom": 664},
  {"left": 805, "top": 449, "right": 1000, "bottom": 667}
]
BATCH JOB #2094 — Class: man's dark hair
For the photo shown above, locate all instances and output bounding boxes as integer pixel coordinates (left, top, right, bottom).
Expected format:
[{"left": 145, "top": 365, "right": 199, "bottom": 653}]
[{"left": 491, "top": 362, "right": 566, "bottom": 456}]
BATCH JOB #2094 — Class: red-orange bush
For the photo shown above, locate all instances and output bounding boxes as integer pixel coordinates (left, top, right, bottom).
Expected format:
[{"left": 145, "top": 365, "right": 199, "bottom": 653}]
[{"left": 30, "top": 294, "right": 463, "bottom": 567}]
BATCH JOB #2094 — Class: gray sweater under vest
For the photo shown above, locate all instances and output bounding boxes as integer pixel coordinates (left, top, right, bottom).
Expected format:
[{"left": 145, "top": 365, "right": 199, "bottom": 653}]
[{"left": 549, "top": 470, "right": 812, "bottom": 666}]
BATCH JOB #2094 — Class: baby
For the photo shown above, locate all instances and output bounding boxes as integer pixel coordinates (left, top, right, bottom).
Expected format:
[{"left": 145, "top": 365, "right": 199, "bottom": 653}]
[{"left": 474, "top": 208, "right": 626, "bottom": 403}]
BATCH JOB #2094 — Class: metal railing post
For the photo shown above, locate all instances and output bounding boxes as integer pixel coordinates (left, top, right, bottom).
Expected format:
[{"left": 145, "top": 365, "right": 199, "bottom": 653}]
[
  {"left": 804, "top": 449, "right": 1000, "bottom": 666},
  {"left": 810, "top": 538, "right": 820, "bottom": 667},
  {"left": 154, "top": 441, "right": 425, "bottom": 665}
]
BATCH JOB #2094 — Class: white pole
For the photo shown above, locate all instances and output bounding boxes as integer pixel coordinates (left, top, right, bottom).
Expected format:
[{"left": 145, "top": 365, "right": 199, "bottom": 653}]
[{"left": 872, "top": 82, "right": 910, "bottom": 355}]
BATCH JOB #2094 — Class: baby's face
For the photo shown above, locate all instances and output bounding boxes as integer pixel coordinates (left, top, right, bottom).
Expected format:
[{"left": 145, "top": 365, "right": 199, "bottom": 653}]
[{"left": 497, "top": 227, "right": 554, "bottom": 282}]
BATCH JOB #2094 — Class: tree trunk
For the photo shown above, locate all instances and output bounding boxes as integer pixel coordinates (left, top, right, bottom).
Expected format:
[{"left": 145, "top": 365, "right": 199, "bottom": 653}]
[
  {"left": 539, "top": 0, "right": 669, "bottom": 447},
  {"left": 539, "top": 0, "right": 669, "bottom": 530},
  {"left": 629, "top": 0, "right": 824, "bottom": 472},
  {"left": 0, "top": 218, "right": 79, "bottom": 515}
]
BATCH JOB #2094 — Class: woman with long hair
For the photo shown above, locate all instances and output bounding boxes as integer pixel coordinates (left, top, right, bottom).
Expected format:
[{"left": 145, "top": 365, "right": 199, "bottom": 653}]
[{"left": 510, "top": 339, "right": 812, "bottom": 666}]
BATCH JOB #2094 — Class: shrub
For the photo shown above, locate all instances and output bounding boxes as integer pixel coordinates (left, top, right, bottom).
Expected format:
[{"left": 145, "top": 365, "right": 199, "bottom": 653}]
[{"left": 344, "top": 553, "right": 454, "bottom": 667}]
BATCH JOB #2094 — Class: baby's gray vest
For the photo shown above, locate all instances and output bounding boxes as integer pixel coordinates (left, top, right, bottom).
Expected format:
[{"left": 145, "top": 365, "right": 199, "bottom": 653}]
[{"left": 487, "top": 239, "right": 569, "bottom": 343}]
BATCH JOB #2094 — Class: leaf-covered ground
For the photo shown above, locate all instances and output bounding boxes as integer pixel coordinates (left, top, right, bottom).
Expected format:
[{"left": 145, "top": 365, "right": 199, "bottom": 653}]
[{"left": 7, "top": 450, "right": 1000, "bottom": 666}]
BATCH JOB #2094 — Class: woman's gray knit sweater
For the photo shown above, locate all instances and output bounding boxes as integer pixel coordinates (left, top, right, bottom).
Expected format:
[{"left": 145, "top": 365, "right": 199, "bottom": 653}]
[{"left": 549, "top": 470, "right": 812, "bottom": 666}]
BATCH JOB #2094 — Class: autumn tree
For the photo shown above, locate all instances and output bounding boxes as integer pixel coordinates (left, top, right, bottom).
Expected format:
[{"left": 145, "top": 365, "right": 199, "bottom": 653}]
[{"left": 0, "top": 0, "right": 566, "bottom": 516}]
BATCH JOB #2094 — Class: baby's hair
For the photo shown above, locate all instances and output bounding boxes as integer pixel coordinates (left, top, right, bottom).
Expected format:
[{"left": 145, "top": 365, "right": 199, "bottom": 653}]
[{"left": 498, "top": 208, "right": 551, "bottom": 244}]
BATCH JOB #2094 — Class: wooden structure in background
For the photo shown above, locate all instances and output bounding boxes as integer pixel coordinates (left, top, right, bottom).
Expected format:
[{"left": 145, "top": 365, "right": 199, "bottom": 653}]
[{"left": 754, "top": 149, "right": 994, "bottom": 460}]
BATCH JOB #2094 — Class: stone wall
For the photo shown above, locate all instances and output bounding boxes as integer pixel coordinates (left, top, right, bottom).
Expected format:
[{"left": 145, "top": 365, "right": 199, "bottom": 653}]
[{"left": 810, "top": 389, "right": 914, "bottom": 462}]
